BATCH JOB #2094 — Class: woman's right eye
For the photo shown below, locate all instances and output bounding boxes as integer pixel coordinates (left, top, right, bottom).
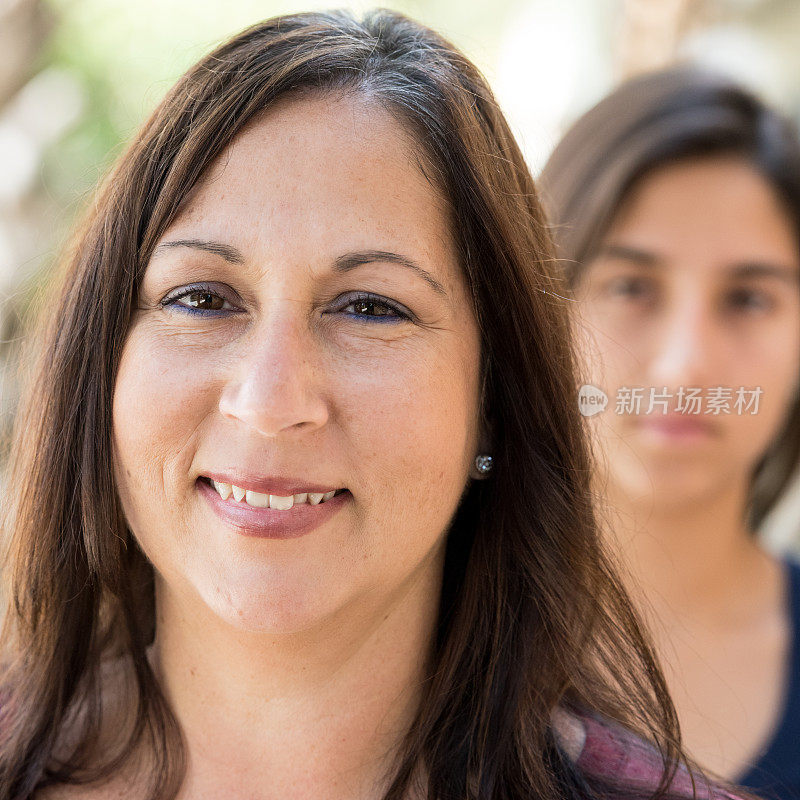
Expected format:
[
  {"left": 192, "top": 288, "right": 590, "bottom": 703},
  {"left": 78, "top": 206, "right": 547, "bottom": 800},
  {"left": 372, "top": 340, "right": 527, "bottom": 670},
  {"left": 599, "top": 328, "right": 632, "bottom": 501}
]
[{"left": 160, "top": 284, "right": 238, "bottom": 315}]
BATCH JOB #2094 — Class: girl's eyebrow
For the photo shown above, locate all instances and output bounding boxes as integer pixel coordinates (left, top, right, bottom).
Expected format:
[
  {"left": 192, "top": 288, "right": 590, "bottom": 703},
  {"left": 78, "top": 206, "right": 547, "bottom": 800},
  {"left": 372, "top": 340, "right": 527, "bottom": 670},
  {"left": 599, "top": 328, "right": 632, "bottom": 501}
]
[
  {"left": 151, "top": 239, "right": 448, "bottom": 295},
  {"left": 596, "top": 244, "right": 800, "bottom": 283},
  {"left": 727, "top": 261, "right": 800, "bottom": 283},
  {"left": 595, "top": 243, "right": 661, "bottom": 267}
]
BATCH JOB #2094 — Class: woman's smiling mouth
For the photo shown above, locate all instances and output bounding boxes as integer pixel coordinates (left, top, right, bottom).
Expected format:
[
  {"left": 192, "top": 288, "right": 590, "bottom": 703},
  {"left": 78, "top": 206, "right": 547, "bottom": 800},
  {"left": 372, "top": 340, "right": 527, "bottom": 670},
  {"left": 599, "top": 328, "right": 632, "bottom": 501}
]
[
  {"left": 205, "top": 477, "right": 340, "bottom": 508},
  {"left": 197, "top": 476, "right": 350, "bottom": 538}
]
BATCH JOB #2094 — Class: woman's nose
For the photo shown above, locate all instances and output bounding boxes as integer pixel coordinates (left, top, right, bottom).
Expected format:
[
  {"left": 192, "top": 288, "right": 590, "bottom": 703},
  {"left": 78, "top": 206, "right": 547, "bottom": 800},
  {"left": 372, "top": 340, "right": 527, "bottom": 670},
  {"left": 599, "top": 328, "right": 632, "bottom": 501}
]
[
  {"left": 647, "top": 297, "right": 716, "bottom": 388},
  {"left": 217, "top": 315, "right": 329, "bottom": 437}
]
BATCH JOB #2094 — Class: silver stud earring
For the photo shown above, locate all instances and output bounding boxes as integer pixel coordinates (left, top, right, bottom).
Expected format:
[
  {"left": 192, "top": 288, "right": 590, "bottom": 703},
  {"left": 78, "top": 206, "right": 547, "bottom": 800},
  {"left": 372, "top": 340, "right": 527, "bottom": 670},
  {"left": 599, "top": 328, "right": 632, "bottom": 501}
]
[{"left": 474, "top": 454, "right": 493, "bottom": 475}]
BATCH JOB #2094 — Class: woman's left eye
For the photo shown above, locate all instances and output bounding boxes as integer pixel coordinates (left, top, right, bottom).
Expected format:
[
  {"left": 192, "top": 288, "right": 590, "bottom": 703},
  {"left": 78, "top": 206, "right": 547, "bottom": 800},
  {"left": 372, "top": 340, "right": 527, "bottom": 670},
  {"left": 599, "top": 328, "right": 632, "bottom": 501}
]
[
  {"left": 334, "top": 293, "right": 412, "bottom": 322},
  {"left": 160, "top": 284, "right": 238, "bottom": 314}
]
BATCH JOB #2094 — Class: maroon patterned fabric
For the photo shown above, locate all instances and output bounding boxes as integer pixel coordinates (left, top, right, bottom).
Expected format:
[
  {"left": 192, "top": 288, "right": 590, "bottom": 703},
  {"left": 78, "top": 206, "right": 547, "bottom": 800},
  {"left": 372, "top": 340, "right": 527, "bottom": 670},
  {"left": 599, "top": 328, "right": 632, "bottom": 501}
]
[{"left": 568, "top": 708, "right": 744, "bottom": 800}]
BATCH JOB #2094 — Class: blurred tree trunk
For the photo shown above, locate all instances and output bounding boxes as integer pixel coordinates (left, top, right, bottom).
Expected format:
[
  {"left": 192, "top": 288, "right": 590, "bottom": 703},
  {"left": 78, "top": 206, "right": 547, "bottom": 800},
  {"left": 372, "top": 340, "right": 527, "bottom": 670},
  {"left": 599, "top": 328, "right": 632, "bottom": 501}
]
[
  {"left": 0, "top": 0, "right": 53, "bottom": 463},
  {"left": 0, "top": 0, "right": 51, "bottom": 108},
  {"left": 616, "top": 0, "right": 705, "bottom": 79}
]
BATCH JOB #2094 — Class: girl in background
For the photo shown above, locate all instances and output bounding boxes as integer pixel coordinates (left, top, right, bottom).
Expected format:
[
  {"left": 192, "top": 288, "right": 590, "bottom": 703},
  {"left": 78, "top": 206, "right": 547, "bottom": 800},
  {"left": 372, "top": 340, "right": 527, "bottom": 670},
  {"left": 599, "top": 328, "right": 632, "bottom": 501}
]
[{"left": 540, "top": 67, "right": 800, "bottom": 800}]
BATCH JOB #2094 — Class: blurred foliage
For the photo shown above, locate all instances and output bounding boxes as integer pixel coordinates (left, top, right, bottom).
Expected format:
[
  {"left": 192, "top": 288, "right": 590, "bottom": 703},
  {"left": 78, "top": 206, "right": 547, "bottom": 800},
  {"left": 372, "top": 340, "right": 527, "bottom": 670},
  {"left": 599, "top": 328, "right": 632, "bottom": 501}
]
[{"left": 38, "top": 0, "right": 519, "bottom": 226}]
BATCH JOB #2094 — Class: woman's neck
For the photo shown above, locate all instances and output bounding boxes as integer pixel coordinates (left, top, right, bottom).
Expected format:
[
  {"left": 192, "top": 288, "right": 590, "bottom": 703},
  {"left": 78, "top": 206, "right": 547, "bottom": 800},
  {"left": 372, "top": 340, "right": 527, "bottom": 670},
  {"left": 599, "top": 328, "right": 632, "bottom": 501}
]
[{"left": 146, "top": 549, "right": 444, "bottom": 800}]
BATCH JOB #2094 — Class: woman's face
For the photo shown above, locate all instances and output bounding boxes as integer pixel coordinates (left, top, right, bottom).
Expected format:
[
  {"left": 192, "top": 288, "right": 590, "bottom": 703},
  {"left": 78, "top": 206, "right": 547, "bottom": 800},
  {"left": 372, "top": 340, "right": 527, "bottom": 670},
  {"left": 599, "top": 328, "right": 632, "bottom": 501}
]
[
  {"left": 112, "top": 93, "right": 482, "bottom": 633},
  {"left": 576, "top": 157, "right": 800, "bottom": 508}
]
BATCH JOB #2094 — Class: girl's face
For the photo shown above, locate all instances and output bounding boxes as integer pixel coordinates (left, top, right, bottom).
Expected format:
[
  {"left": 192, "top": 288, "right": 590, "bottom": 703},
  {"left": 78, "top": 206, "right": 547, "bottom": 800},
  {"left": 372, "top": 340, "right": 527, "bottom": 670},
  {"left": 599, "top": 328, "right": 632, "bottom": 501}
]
[
  {"left": 111, "top": 93, "right": 482, "bottom": 633},
  {"left": 576, "top": 157, "right": 800, "bottom": 509}
]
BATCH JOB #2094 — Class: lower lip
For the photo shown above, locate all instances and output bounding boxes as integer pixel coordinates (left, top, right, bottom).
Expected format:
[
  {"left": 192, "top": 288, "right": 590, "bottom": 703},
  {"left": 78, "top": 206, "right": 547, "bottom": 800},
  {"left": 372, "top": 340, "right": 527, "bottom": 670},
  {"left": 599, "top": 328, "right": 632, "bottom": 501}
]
[
  {"left": 636, "top": 417, "right": 716, "bottom": 443},
  {"left": 197, "top": 479, "right": 349, "bottom": 539}
]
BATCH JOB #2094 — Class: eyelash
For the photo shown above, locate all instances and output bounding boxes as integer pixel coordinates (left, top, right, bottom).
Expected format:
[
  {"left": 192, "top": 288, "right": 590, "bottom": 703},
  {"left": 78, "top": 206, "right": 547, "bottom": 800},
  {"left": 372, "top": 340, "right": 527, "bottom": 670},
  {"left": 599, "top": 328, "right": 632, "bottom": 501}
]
[{"left": 159, "top": 284, "right": 413, "bottom": 323}]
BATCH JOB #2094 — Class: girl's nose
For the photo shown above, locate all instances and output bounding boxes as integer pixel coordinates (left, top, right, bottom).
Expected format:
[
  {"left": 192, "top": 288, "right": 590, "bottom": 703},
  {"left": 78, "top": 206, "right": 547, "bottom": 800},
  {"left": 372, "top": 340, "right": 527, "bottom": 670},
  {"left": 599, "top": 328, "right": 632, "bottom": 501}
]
[
  {"left": 647, "top": 296, "right": 717, "bottom": 389},
  {"left": 217, "top": 314, "right": 329, "bottom": 437}
]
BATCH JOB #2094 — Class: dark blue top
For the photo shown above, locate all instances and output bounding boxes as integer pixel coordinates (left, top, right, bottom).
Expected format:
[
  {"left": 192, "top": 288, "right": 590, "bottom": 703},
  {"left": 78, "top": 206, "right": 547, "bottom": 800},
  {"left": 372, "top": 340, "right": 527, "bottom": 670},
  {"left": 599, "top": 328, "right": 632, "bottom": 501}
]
[{"left": 736, "top": 556, "right": 800, "bottom": 800}]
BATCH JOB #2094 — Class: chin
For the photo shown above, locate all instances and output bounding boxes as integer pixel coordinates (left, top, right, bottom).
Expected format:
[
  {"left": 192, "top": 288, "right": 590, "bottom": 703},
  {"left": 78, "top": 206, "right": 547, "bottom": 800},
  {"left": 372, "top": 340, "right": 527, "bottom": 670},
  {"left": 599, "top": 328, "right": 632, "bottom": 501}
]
[
  {"left": 613, "top": 462, "right": 733, "bottom": 508},
  {"left": 196, "top": 569, "right": 348, "bottom": 635}
]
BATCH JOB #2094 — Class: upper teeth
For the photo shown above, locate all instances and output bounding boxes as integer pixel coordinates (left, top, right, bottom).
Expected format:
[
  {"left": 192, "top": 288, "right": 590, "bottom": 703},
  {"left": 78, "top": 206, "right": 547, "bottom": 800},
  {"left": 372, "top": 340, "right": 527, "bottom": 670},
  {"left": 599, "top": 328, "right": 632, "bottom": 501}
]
[{"left": 211, "top": 480, "right": 337, "bottom": 509}]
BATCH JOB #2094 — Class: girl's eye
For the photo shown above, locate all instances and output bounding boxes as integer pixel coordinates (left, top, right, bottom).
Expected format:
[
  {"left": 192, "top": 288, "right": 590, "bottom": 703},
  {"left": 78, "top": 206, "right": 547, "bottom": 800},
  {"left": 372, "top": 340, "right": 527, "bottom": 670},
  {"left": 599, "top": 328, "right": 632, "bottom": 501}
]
[
  {"left": 605, "top": 275, "right": 654, "bottom": 301},
  {"left": 160, "top": 284, "right": 238, "bottom": 314},
  {"left": 725, "top": 287, "right": 774, "bottom": 314},
  {"left": 335, "top": 293, "right": 412, "bottom": 322}
]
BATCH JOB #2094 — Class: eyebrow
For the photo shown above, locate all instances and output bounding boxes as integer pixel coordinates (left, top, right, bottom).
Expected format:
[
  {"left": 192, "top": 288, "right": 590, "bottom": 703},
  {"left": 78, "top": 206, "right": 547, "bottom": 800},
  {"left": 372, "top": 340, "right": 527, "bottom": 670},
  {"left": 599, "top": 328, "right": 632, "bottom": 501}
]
[
  {"left": 151, "top": 239, "right": 447, "bottom": 295},
  {"left": 333, "top": 250, "right": 447, "bottom": 295},
  {"left": 596, "top": 243, "right": 800, "bottom": 283},
  {"left": 153, "top": 238, "right": 245, "bottom": 264},
  {"left": 595, "top": 244, "right": 659, "bottom": 267},
  {"left": 728, "top": 261, "right": 800, "bottom": 284}
]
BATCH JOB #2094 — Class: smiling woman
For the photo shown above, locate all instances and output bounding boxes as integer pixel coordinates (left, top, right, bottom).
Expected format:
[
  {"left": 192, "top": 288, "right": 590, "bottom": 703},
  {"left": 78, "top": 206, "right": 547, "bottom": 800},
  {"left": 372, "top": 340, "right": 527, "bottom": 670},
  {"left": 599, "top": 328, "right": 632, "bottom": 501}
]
[
  {"left": 113, "top": 92, "right": 483, "bottom": 639},
  {"left": 0, "top": 10, "right": 742, "bottom": 800}
]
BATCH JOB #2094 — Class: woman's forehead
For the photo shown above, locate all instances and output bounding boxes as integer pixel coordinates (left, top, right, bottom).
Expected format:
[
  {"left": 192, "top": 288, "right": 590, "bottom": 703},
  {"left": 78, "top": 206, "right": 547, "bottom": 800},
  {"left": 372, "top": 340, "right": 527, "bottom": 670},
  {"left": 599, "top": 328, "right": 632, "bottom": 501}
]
[
  {"left": 156, "top": 93, "right": 463, "bottom": 288},
  {"left": 182, "top": 94, "right": 441, "bottom": 219}
]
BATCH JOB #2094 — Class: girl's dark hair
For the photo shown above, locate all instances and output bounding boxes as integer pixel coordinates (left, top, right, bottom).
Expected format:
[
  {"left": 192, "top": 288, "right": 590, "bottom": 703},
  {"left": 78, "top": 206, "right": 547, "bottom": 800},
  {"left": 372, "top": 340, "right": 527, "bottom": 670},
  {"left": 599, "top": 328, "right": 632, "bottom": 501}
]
[
  {"left": 0, "top": 10, "right": 691, "bottom": 800},
  {"left": 538, "top": 65, "right": 800, "bottom": 531}
]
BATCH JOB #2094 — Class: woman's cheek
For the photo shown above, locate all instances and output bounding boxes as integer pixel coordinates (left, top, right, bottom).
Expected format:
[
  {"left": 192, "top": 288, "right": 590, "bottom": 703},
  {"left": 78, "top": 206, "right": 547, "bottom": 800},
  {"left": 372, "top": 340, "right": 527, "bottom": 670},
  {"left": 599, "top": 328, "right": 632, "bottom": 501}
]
[
  {"left": 112, "top": 328, "right": 210, "bottom": 521},
  {"left": 332, "top": 337, "right": 477, "bottom": 502}
]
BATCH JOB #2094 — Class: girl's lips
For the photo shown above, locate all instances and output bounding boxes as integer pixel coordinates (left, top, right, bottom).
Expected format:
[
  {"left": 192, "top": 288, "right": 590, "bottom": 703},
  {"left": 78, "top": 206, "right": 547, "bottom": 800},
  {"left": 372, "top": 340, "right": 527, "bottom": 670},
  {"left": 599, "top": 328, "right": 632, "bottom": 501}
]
[
  {"left": 635, "top": 415, "right": 717, "bottom": 442},
  {"left": 197, "top": 477, "right": 349, "bottom": 539}
]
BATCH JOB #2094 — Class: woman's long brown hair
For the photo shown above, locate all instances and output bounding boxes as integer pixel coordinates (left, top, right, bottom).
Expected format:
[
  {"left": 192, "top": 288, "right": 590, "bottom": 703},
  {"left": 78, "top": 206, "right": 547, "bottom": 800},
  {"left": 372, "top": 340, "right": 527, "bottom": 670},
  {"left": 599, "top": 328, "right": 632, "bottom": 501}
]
[{"left": 1, "top": 10, "right": 689, "bottom": 800}]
